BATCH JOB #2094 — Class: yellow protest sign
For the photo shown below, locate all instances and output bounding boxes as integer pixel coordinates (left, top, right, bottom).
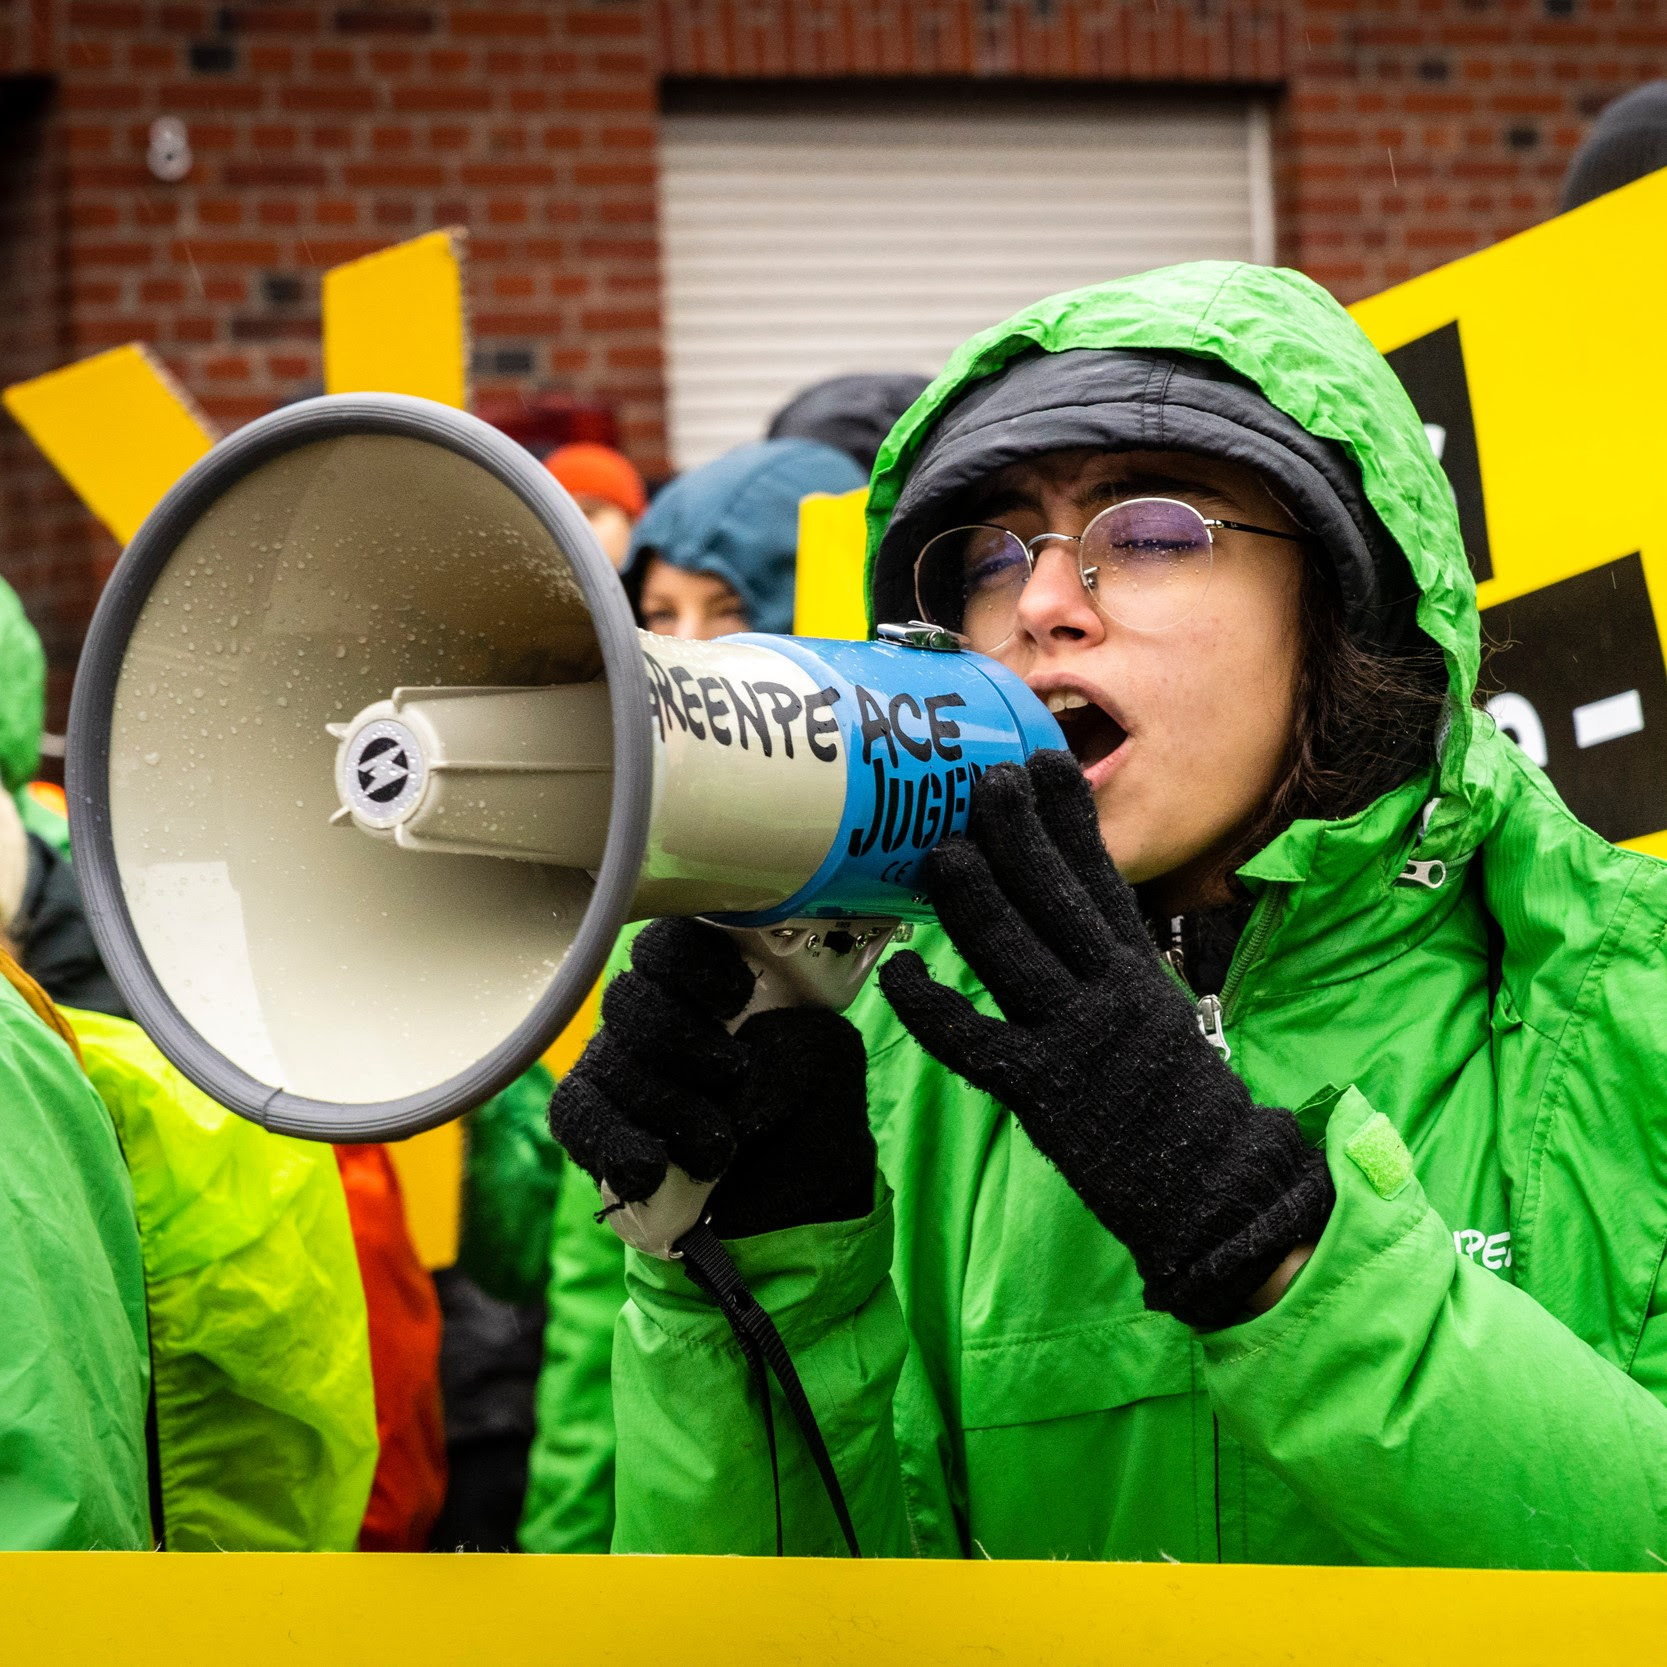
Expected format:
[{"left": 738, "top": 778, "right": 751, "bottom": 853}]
[
  {"left": 1352, "top": 166, "right": 1667, "bottom": 858},
  {"left": 323, "top": 227, "right": 470, "bottom": 408},
  {"left": 2, "top": 345, "right": 217, "bottom": 544},
  {"left": 794, "top": 486, "right": 871, "bottom": 639}
]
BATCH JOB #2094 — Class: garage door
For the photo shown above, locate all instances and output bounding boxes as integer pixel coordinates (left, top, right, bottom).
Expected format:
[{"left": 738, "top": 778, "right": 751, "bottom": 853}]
[{"left": 659, "top": 93, "right": 1273, "bottom": 470}]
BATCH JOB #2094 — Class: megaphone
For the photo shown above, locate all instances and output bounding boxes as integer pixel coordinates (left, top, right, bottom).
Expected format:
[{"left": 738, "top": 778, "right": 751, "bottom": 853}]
[{"left": 67, "top": 395, "right": 1064, "bottom": 1148}]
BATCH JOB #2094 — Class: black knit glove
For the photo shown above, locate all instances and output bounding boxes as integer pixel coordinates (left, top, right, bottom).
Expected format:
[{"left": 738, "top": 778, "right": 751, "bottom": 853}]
[
  {"left": 550, "top": 918, "right": 875, "bottom": 1239},
  {"left": 878, "top": 750, "right": 1332, "bottom": 1329}
]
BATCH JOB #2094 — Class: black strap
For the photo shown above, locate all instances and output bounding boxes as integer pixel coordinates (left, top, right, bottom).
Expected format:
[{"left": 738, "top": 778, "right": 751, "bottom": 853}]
[{"left": 675, "top": 1221, "right": 862, "bottom": 1558}]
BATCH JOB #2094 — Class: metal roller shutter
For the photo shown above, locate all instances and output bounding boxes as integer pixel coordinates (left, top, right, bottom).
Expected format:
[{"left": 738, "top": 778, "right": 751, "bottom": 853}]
[{"left": 660, "top": 95, "right": 1273, "bottom": 470}]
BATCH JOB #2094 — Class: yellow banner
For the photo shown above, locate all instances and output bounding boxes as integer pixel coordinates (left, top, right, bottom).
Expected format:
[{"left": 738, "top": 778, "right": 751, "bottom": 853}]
[
  {"left": 4, "top": 1552, "right": 1665, "bottom": 1665},
  {"left": 1352, "top": 166, "right": 1667, "bottom": 857}
]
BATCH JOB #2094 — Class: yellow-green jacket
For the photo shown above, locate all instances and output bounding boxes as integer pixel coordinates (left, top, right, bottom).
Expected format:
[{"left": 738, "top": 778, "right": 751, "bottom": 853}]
[{"left": 69, "top": 1008, "right": 378, "bottom": 1550}]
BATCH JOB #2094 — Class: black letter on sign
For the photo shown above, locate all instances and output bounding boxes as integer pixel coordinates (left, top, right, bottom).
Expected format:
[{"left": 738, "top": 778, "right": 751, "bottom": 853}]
[
  {"left": 755, "top": 682, "right": 803, "bottom": 759},
  {"left": 925, "top": 693, "right": 966, "bottom": 761},
  {"left": 698, "top": 676, "right": 731, "bottom": 745},
  {"left": 889, "top": 692, "right": 933, "bottom": 762},
  {"left": 644, "top": 654, "right": 686, "bottom": 736},
  {"left": 856, "top": 683, "right": 897, "bottom": 768},
  {"left": 669, "top": 667, "right": 705, "bottom": 740},
  {"left": 804, "top": 686, "right": 842, "bottom": 763},
  {"left": 723, "top": 677, "right": 772, "bottom": 756}
]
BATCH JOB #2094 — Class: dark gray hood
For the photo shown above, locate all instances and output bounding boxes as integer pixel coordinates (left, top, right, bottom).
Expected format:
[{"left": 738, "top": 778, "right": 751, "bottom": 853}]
[{"left": 870, "top": 347, "right": 1418, "bottom": 651}]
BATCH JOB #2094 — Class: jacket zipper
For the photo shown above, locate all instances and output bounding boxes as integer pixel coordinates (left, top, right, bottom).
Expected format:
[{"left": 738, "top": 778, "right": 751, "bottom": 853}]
[
  {"left": 1164, "top": 887, "right": 1284, "bottom": 1064},
  {"left": 1217, "top": 884, "right": 1284, "bottom": 1029}
]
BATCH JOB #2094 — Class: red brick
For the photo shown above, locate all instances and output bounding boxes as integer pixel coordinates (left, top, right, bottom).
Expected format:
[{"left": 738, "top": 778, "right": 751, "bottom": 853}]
[
  {"left": 75, "top": 241, "right": 154, "bottom": 266},
  {"left": 174, "top": 238, "right": 281, "bottom": 264},
  {"left": 156, "top": 82, "right": 265, "bottom": 111},
  {"left": 75, "top": 319, "right": 163, "bottom": 348},
  {"left": 68, "top": 1, "right": 143, "bottom": 24},
  {"left": 226, "top": 6, "right": 320, "bottom": 32},
  {"left": 562, "top": 86, "right": 654, "bottom": 113},
  {"left": 393, "top": 85, "right": 492, "bottom": 111},
  {"left": 581, "top": 307, "right": 658, "bottom": 331},
  {"left": 281, "top": 84, "right": 379, "bottom": 112},
  {"left": 223, "top": 161, "right": 328, "bottom": 187},
  {"left": 60, "top": 84, "right": 144, "bottom": 110},
  {"left": 450, "top": 9, "right": 549, "bottom": 38},
  {"left": 475, "top": 311, "right": 566, "bottom": 333},
  {"left": 343, "top": 161, "right": 446, "bottom": 186},
  {"left": 459, "top": 162, "right": 555, "bottom": 185}
]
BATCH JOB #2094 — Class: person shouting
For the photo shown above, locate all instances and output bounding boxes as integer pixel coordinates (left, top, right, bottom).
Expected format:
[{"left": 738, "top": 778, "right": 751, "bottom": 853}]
[{"left": 550, "top": 260, "right": 1667, "bottom": 1570}]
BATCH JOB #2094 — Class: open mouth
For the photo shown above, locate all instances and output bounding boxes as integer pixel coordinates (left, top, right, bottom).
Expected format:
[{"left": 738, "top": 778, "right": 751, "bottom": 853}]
[{"left": 1041, "top": 690, "right": 1128, "bottom": 772}]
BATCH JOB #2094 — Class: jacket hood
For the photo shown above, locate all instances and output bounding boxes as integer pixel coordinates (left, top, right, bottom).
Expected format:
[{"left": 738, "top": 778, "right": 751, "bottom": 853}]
[
  {"left": 767, "top": 373, "right": 933, "bottom": 473},
  {"left": 1562, "top": 81, "right": 1667, "bottom": 212},
  {"left": 864, "top": 262, "right": 1479, "bottom": 796},
  {"left": 626, "top": 438, "right": 866, "bottom": 635}
]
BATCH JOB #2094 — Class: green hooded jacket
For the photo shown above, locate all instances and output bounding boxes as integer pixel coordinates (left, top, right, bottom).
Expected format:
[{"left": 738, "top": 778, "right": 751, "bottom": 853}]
[
  {"left": 605, "top": 262, "right": 1667, "bottom": 1570},
  {"left": 68, "top": 1008, "right": 379, "bottom": 1551},
  {"left": 0, "top": 976, "right": 150, "bottom": 1548}
]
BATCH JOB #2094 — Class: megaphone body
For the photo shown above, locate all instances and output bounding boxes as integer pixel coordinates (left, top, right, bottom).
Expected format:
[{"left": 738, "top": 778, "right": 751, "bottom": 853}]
[{"left": 68, "top": 395, "right": 1065, "bottom": 1167}]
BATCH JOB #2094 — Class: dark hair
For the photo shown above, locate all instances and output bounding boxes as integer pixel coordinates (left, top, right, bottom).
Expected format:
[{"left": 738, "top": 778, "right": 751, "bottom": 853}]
[{"left": 1219, "top": 557, "right": 1450, "bottom": 889}]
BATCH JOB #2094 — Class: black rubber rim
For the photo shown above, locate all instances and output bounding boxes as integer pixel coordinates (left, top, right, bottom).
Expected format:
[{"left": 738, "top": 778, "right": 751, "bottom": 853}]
[{"left": 66, "top": 393, "right": 653, "bottom": 1141}]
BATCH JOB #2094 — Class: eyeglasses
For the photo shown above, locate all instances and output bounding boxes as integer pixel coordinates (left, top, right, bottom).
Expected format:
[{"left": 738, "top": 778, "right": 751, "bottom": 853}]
[{"left": 912, "top": 496, "right": 1307, "bottom": 653}]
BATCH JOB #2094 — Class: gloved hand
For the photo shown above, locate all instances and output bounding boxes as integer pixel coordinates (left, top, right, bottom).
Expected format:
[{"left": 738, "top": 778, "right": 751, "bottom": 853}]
[
  {"left": 878, "top": 750, "right": 1332, "bottom": 1329},
  {"left": 549, "top": 918, "right": 875, "bottom": 1239}
]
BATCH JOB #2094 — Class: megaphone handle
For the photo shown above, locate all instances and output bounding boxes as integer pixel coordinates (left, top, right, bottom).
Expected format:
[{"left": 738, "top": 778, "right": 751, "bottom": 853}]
[
  {"left": 719, "top": 919, "right": 901, "bottom": 1020},
  {"left": 601, "top": 919, "right": 898, "bottom": 1260}
]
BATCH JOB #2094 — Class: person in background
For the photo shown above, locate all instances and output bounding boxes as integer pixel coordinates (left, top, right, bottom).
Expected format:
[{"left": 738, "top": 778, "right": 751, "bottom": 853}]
[
  {"left": 544, "top": 442, "right": 648, "bottom": 570},
  {"left": 1561, "top": 79, "right": 1667, "bottom": 211},
  {"left": 766, "top": 372, "right": 931, "bottom": 474},
  {"left": 474, "top": 435, "right": 862, "bottom": 1556},
  {"left": 624, "top": 437, "right": 867, "bottom": 637}
]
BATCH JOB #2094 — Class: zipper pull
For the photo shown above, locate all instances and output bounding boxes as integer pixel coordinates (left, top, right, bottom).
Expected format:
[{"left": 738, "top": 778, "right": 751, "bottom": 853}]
[
  {"left": 1398, "top": 857, "right": 1447, "bottom": 890},
  {"left": 1196, "top": 993, "right": 1230, "bottom": 1061}
]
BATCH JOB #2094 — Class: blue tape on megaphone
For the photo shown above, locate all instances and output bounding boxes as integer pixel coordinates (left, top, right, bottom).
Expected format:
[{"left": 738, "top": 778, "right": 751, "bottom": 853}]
[{"left": 709, "top": 635, "right": 1066, "bottom": 926}]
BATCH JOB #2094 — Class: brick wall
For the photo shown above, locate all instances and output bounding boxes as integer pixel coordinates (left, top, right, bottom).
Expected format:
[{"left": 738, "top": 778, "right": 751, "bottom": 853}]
[{"left": 3, "top": 0, "right": 1666, "bottom": 723}]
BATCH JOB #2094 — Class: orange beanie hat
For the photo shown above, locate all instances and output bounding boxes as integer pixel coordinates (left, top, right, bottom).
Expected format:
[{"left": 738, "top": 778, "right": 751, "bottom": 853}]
[{"left": 544, "top": 443, "right": 647, "bottom": 520}]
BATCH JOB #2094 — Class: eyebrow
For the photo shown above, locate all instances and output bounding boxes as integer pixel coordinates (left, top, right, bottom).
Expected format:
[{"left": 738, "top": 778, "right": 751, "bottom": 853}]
[{"left": 966, "top": 470, "right": 1237, "bottom": 523}]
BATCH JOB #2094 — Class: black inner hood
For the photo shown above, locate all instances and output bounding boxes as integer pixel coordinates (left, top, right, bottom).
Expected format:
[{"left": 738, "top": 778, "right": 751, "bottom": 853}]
[{"left": 872, "top": 347, "right": 1421, "bottom": 653}]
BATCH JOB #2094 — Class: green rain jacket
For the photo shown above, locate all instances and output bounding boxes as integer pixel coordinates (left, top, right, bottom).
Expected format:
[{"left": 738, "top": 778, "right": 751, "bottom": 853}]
[
  {"left": 0, "top": 977, "right": 149, "bottom": 1547},
  {"left": 69, "top": 1008, "right": 379, "bottom": 1550},
  {"left": 606, "top": 262, "right": 1667, "bottom": 1570}
]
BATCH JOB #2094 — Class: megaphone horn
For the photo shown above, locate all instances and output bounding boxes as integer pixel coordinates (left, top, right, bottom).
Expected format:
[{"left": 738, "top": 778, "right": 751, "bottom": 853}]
[{"left": 68, "top": 395, "right": 1063, "bottom": 1144}]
